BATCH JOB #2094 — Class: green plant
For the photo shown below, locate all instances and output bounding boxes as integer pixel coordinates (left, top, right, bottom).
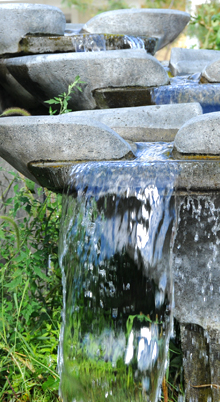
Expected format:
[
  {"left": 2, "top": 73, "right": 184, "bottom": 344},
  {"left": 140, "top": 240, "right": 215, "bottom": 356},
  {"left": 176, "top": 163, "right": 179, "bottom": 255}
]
[
  {"left": 143, "top": 0, "right": 186, "bottom": 11},
  {"left": 0, "top": 108, "right": 31, "bottom": 117},
  {"left": 0, "top": 170, "right": 62, "bottom": 401},
  {"left": 62, "top": 0, "right": 128, "bottom": 14},
  {"left": 45, "top": 76, "right": 85, "bottom": 115},
  {"left": 62, "top": 0, "right": 186, "bottom": 16},
  {"left": 188, "top": 0, "right": 220, "bottom": 50}
]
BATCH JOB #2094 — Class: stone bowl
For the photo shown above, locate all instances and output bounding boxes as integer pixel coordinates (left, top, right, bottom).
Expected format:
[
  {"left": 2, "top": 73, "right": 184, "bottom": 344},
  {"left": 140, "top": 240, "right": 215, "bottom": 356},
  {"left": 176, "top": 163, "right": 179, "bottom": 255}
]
[
  {"left": 81, "top": 9, "right": 191, "bottom": 51},
  {"left": 4, "top": 49, "right": 169, "bottom": 111}
]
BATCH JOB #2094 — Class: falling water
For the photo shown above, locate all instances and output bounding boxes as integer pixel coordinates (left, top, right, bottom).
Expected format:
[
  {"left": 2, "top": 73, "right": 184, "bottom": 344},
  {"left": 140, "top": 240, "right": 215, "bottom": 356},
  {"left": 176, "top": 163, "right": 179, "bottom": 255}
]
[
  {"left": 64, "top": 32, "right": 145, "bottom": 52},
  {"left": 124, "top": 35, "right": 145, "bottom": 50},
  {"left": 151, "top": 74, "right": 220, "bottom": 114},
  {"left": 58, "top": 158, "right": 179, "bottom": 402},
  {"left": 71, "top": 34, "right": 106, "bottom": 52}
]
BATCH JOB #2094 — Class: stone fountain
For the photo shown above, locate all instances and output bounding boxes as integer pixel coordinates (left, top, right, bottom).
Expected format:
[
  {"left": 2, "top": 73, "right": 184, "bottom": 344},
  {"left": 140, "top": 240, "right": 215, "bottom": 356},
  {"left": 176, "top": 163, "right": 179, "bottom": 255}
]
[{"left": 1, "top": 3, "right": 220, "bottom": 401}]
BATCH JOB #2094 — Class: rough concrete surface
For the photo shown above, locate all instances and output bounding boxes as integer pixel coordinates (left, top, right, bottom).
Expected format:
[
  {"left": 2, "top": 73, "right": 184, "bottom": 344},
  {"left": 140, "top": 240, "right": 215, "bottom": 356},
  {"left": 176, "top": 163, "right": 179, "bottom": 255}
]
[
  {"left": 174, "top": 112, "right": 220, "bottom": 154},
  {"left": 201, "top": 58, "right": 220, "bottom": 83},
  {"left": 0, "top": 115, "right": 134, "bottom": 182},
  {"left": 5, "top": 50, "right": 169, "bottom": 111},
  {"left": 66, "top": 103, "right": 203, "bottom": 142},
  {"left": 0, "top": 3, "right": 66, "bottom": 56},
  {"left": 82, "top": 9, "right": 190, "bottom": 51},
  {"left": 173, "top": 193, "right": 220, "bottom": 330},
  {"left": 14, "top": 34, "right": 158, "bottom": 56},
  {"left": 0, "top": 60, "right": 39, "bottom": 110},
  {"left": 170, "top": 47, "right": 220, "bottom": 76}
]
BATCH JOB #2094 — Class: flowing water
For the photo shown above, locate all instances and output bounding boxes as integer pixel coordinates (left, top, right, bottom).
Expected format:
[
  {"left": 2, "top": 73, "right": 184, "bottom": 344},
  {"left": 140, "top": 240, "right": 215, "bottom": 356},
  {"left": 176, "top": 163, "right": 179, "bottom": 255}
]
[
  {"left": 64, "top": 32, "right": 145, "bottom": 52},
  {"left": 56, "top": 139, "right": 220, "bottom": 401},
  {"left": 151, "top": 74, "right": 220, "bottom": 114},
  {"left": 58, "top": 152, "right": 179, "bottom": 402}
]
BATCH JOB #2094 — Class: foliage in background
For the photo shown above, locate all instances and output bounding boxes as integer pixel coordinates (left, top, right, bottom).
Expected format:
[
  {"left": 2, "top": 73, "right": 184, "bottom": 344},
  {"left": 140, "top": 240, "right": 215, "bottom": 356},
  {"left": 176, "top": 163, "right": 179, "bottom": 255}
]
[
  {"left": 45, "top": 76, "right": 85, "bottom": 115},
  {"left": 62, "top": 0, "right": 186, "bottom": 16},
  {"left": 62, "top": 0, "right": 127, "bottom": 13},
  {"left": 143, "top": 0, "right": 186, "bottom": 11},
  {"left": 188, "top": 0, "right": 220, "bottom": 50},
  {"left": 0, "top": 170, "right": 62, "bottom": 401}
]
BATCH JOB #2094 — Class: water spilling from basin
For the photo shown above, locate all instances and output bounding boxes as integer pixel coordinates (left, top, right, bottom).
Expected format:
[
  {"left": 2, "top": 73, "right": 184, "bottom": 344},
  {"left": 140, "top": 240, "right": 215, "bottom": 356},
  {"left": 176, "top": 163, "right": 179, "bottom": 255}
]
[
  {"left": 58, "top": 157, "right": 179, "bottom": 402},
  {"left": 63, "top": 32, "right": 146, "bottom": 53},
  {"left": 151, "top": 74, "right": 220, "bottom": 114}
]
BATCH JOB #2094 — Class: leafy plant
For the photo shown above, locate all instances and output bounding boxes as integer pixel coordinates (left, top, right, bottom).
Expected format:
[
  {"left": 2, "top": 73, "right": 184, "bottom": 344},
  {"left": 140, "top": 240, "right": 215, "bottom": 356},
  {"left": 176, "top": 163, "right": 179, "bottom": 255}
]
[
  {"left": 188, "top": 0, "right": 220, "bottom": 50},
  {"left": 45, "top": 76, "right": 85, "bottom": 115},
  {"left": 0, "top": 170, "right": 62, "bottom": 401}
]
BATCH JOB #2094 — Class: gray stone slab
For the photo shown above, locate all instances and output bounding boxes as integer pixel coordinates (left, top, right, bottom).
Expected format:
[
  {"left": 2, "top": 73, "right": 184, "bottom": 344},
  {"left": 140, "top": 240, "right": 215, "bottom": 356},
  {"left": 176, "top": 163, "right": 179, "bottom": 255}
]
[
  {"left": 0, "top": 3, "right": 66, "bottom": 56},
  {"left": 28, "top": 155, "right": 220, "bottom": 193},
  {"left": 66, "top": 103, "right": 203, "bottom": 142},
  {"left": 174, "top": 112, "right": 220, "bottom": 154},
  {"left": 17, "top": 34, "right": 158, "bottom": 56},
  {"left": 173, "top": 192, "right": 220, "bottom": 331},
  {"left": 5, "top": 50, "right": 169, "bottom": 111},
  {"left": 201, "top": 58, "right": 220, "bottom": 83},
  {"left": 0, "top": 60, "right": 39, "bottom": 111},
  {"left": 82, "top": 9, "right": 190, "bottom": 51},
  {"left": 0, "top": 115, "right": 134, "bottom": 183},
  {"left": 170, "top": 47, "right": 220, "bottom": 76}
]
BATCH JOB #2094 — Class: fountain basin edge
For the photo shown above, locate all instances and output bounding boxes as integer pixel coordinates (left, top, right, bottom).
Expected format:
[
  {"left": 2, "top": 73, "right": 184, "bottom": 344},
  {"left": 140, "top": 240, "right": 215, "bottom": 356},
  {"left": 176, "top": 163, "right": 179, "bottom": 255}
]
[{"left": 28, "top": 159, "right": 220, "bottom": 194}]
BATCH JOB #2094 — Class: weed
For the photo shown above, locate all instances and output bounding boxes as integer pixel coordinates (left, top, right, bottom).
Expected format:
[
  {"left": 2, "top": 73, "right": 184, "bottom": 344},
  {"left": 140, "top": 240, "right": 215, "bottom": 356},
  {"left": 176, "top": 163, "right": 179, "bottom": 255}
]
[
  {"left": 0, "top": 170, "right": 62, "bottom": 401},
  {"left": 45, "top": 76, "right": 85, "bottom": 115}
]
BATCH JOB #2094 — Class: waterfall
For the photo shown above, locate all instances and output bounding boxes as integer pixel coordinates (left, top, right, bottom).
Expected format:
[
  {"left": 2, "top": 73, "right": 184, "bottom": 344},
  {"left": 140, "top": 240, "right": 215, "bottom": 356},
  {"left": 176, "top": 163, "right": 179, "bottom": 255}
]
[
  {"left": 71, "top": 34, "right": 106, "bottom": 52},
  {"left": 58, "top": 159, "right": 179, "bottom": 402},
  {"left": 66, "top": 32, "right": 145, "bottom": 52},
  {"left": 124, "top": 35, "right": 145, "bottom": 50}
]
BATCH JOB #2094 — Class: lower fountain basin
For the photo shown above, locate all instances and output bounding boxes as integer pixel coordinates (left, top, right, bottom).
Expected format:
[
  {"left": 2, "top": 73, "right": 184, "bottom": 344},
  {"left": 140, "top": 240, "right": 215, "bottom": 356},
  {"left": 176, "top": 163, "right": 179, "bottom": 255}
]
[
  {"left": 94, "top": 81, "right": 220, "bottom": 113},
  {"left": 28, "top": 147, "right": 220, "bottom": 193}
]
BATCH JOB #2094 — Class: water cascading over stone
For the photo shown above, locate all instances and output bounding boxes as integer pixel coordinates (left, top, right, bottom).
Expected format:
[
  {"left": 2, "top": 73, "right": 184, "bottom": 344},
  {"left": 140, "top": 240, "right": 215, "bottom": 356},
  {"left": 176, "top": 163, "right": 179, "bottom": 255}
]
[{"left": 58, "top": 160, "right": 179, "bottom": 402}]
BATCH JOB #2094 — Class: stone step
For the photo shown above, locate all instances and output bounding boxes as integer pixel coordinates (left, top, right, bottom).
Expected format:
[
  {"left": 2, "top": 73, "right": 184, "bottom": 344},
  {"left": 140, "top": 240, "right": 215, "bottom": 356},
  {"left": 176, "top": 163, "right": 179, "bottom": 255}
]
[
  {"left": 170, "top": 47, "right": 220, "bottom": 76},
  {"left": 5, "top": 50, "right": 169, "bottom": 111},
  {"left": 82, "top": 9, "right": 190, "bottom": 51},
  {"left": 17, "top": 34, "right": 158, "bottom": 56},
  {"left": 0, "top": 3, "right": 66, "bottom": 56},
  {"left": 0, "top": 115, "right": 134, "bottom": 183},
  {"left": 66, "top": 103, "right": 203, "bottom": 142}
]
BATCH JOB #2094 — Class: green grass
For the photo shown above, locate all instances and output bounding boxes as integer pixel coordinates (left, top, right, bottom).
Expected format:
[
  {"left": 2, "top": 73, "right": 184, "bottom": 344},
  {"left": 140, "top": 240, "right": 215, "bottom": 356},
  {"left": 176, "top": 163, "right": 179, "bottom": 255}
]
[{"left": 0, "top": 169, "right": 62, "bottom": 401}]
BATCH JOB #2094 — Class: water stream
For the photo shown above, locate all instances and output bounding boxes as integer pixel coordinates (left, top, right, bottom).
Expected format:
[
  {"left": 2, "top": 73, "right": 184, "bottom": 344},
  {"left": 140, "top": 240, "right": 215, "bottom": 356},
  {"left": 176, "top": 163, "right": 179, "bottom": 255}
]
[
  {"left": 64, "top": 32, "right": 145, "bottom": 52},
  {"left": 58, "top": 150, "right": 179, "bottom": 402}
]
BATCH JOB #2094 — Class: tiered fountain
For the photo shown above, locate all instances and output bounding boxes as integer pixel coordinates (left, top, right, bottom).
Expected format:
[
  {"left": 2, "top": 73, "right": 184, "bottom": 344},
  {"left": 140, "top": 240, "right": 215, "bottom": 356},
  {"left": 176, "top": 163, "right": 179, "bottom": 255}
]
[{"left": 1, "top": 3, "right": 220, "bottom": 401}]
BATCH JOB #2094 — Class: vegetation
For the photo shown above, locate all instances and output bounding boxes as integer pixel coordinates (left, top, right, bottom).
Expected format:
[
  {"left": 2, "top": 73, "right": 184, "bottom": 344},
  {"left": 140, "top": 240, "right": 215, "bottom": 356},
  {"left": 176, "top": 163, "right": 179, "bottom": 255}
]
[
  {"left": 0, "top": 168, "right": 184, "bottom": 401},
  {"left": 45, "top": 76, "right": 85, "bottom": 115},
  {"left": 0, "top": 74, "right": 185, "bottom": 400},
  {"left": 0, "top": 108, "right": 31, "bottom": 117},
  {"left": 62, "top": 0, "right": 186, "bottom": 16},
  {"left": 0, "top": 170, "right": 62, "bottom": 401},
  {"left": 188, "top": 0, "right": 220, "bottom": 50}
]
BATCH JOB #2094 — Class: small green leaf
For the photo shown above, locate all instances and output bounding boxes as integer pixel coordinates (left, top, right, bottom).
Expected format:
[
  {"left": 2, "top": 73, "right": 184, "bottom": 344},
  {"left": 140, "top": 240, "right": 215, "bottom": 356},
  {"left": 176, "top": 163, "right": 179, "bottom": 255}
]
[
  {"left": 5, "top": 275, "right": 22, "bottom": 289},
  {"left": 42, "top": 376, "right": 60, "bottom": 392},
  {"left": 45, "top": 99, "right": 57, "bottom": 105}
]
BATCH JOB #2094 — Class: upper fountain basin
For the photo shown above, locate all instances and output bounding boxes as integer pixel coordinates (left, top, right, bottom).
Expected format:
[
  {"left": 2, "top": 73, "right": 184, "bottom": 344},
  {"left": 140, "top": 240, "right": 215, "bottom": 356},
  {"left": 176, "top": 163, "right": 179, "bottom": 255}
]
[
  {"left": 0, "top": 3, "right": 66, "bottom": 56},
  {"left": 4, "top": 49, "right": 169, "bottom": 111},
  {"left": 81, "top": 9, "right": 191, "bottom": 51}
]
